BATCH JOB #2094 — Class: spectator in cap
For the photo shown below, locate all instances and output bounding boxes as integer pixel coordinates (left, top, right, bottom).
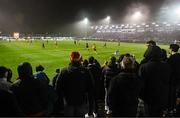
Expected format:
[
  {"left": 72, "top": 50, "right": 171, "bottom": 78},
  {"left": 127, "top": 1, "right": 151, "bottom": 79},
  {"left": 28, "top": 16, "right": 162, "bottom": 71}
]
[
  {"left": 167, "top": 44, "right": 180, "bottom": 114},
  {"left": 55, "top": 51, "right": 94, "bottom": 117},
  {"left": 108, "top": 56, "right": 141, "bottom": 117},
  {"left": 139, "top": 46, "right": 171, "bottom": 116},
  {"left": 0, "top": 66, "right": 12, "bottom": 92},
  {"left": 141, "top": 40, "right": 157, "bottom": 64}
]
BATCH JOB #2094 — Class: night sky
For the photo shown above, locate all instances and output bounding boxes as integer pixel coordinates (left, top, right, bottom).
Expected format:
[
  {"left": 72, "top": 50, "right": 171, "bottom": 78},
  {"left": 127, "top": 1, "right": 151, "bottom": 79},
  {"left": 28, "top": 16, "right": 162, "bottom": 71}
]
[{"left": 0, "top": 0, "right": 176, "bottom": 33}]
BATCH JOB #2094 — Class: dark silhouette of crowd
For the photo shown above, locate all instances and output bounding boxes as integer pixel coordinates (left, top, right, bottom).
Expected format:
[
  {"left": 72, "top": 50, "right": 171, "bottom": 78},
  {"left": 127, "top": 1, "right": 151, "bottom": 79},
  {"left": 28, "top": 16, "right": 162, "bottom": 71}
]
[{"left": 0, "top": 40, "right": 180, "bottom": 117}]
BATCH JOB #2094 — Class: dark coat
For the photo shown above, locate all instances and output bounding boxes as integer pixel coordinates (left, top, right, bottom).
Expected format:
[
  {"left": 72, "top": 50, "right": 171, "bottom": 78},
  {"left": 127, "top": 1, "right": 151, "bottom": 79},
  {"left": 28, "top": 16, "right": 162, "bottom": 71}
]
[
  {"left": 56, "top": 63, "right": 94, "bottom": 114},
  {"left": 102, "top": 63, "right": 120, "bottom": 89},
  {"left": 167, "top": 53, "right": 180, "bottom": 87},
  {"left": 11, "top": 77, "right": 48, "bottom": 116},
  {"left": 0, "top": 89, "right": 24, "bottom": 116},
  {"left": 108, "top": 70, "right": 141, "bottom": 117},
  {"left": 139, "top": 60, "right": 171, "bottom": 108},
  {"left": 87, "top": 64, "right": 102, "bottom": 98}
]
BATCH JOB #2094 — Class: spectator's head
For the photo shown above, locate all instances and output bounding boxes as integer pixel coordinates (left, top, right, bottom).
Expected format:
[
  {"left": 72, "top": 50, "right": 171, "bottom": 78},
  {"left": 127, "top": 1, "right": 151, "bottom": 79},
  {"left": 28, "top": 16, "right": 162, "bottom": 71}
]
[
  {"left": 121, "top": 56, "right": 135, "bottom": 70},
  {"left": 145, "top": 46, "right": 162, "bottom": 61},
  {"left": 146, "top": 40, "right": 156, "bottom": 47},
  {"left": 169, "top": 44, "right": 179, "bottom": 53},
  {"left": 7, "top": 68, "right": 12, "bottom": 82},
  {"left": 94, "top": 59, "right": 101, "bottom": 67},
  {"left": 82, "top": 59, "right": 88, "bottom": 67},
  {"left": 36, "top": 65, "right": 44, "bottom": 72},
  {"left": 70, "top": 51, "right": 82, "bottom": 63},
  {"left": 18, "top": 62, "right": 33, "bottom": 79},
  {"left": 56, "top": 68, "right": 60, "bottom": 73},
  {"left": 88, "top": 56, "right": 95, "bottom": 64},
  {"left": 118, "top": 54, "right": 125, "bottom": 63},
  {"left": 109, "top": 56, "right": 116, "bottom": 64},
  {"left": 0, "top": 66, "right": 8, "bottom": 78}
]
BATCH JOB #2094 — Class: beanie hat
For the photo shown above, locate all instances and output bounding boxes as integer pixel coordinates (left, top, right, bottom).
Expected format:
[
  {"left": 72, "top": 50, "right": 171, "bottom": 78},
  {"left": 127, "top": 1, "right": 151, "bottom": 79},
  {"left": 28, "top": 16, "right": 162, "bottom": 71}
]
[
  {"left": 70, "top": 51, "right": 81, "bottom": 62},
  {"left": 36, "top": 65, "right": 44, "bottom": 72}
]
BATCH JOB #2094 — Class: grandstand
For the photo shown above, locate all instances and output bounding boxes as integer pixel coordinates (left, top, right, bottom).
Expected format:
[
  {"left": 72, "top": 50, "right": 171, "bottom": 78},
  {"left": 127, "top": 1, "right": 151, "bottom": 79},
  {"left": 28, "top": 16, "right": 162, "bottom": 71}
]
[{"left": 89, "top": 22, "right": 180, "bottom": 44}]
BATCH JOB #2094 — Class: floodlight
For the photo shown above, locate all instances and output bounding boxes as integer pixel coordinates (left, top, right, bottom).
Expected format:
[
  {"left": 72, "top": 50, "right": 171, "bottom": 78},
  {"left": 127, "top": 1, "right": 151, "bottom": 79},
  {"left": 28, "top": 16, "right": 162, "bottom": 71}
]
[
  {"left": 83, "top": 18, "right": 88, "bottom": 25},
  {"left": 175, "top": 7, "right": 180, "bottom": 15},
  {"left": 106, "top": 16, "right": 111, "bottom": 21},
  {"left": 133, "top": 11, "right": 142, "bottom": 20},
  {"left": 155, "top": 25, "right": 159, "bottom": 27}
]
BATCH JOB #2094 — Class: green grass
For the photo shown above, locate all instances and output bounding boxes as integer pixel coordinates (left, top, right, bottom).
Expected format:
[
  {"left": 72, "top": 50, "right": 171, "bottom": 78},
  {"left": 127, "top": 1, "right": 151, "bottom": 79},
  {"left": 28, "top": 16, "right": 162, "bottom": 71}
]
[{"left": 0, "top": 40, "right": 169, "bottom": 83}]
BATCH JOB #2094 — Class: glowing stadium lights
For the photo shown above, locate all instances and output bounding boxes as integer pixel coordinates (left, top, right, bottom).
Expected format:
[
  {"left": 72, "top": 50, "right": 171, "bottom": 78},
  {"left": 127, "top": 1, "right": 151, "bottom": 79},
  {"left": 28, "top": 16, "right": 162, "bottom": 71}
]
[
  {"left": 175, "top": 7, "right": 180, "bottom": 16},
  {"left": 83, "top": 18, "right": 89, "bottom": 25},
  {"left": 106, "top": 16, "right": 111, "bottom": 22},
  {"left": 163, "top": 22, "right": 167, "bottom": 24},
  {"left": 152, "top": 22, "right": 156, "bottom": 25},
  {"left": 136, "top": 25, "right": 140, "bottom": 28},
  {"left": 166, "top": 24, "right": 171, "bottom": 27},
  {"left": 132, "top": 11, "right": 142, "bottom": 20},
  {"left": 155, "top": 24, "right": 159, "bottom": 27}
]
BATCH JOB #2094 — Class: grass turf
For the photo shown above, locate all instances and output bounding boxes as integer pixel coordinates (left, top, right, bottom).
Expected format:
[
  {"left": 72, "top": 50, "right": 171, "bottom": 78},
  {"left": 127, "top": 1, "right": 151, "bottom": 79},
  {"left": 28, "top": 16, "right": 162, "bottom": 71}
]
[{"left": 0, "top": 40, "right": 169, "bottom": 83}]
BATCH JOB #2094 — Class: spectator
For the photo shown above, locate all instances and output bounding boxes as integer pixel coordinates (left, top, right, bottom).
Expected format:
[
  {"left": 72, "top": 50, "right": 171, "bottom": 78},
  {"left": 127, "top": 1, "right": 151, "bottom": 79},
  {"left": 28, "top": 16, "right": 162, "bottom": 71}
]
[
  {"left": 161, "top": 49, "right": 168, "bottom": 62},
  {"left": 108, "top": 56, "right": 141, "bottom": 117},
  {"left": 141, "top": 40, "right": 157, "bottom": 64},
  {"left": 11, "top": 62, "right": 48, "bottom": 116},
  {"left": 102, "top": 56, "right": 120, "bottom": 114},
  {"left": 167, "top": 44, "right": 180, "bottom": 114},
  {"left": 7, "top": 68, "right": 13, "bottom": 83},
  {"left": 139, "top": 46, "right": 171, "bottom": 116},
  {"left": 0, "top": 66, "right": 12, "bottom": 92},
  {"left": 34, "top": 65, "right": 50, "bottom": 85},
  {"left": 88, "top": 56, "right": 102, "bottom": 115},
  {"left": 56, "top": 51, "right": 94, "bottom": 117},
  {"left": 82, "top": 59, "right": 88, "bottom": 68},
  {"left": 52, "top": 68, "right": 60, "bottom": 88}
]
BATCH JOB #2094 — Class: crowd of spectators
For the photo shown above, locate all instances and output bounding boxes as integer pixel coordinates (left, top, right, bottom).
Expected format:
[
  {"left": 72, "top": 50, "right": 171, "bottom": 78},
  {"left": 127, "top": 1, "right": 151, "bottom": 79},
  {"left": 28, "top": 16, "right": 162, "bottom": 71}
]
[{"left": 0, "top": 40, "right": 180, "bottom": 117}]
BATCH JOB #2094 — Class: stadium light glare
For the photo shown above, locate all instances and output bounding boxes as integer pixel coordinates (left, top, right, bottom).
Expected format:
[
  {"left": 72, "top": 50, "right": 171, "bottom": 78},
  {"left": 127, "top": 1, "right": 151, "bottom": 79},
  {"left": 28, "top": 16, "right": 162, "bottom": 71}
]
[
  {"left": 132, "top": 11, "right": 142, "bottom": 20},
  {"left": 83, "top": 18, "right": 89, "bottom": 25},
  {"left": 106, "top": 16, "right": 111, "bottom": 21},
  {"left": 175, "top": 7, "right": 180, "bottom": 15}
]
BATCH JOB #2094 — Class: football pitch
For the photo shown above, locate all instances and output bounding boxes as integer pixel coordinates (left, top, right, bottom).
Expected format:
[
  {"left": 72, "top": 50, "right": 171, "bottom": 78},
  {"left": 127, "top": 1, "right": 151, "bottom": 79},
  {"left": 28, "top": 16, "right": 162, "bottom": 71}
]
[{"left": 0, "top": 40, "right": 169, "bottom": 83}]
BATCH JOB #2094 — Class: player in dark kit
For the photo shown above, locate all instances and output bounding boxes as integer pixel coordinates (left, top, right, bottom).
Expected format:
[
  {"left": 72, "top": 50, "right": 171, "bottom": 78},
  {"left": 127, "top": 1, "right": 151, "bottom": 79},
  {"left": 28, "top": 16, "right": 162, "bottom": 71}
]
[
  {"left": 103, "top": 42, "right": 107, "bottom": 47},
  {"left": 74, "top": 40, "right": 76, "bottom": 45},
  {"left": 42, "top": 42, "right": 45, "bottom": 48},
  {"left": 86, "top": 42, "right": 89, "bottom": 50},
  {"left": 92, "top": 43, "right": 97, "bottom": 54}
]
